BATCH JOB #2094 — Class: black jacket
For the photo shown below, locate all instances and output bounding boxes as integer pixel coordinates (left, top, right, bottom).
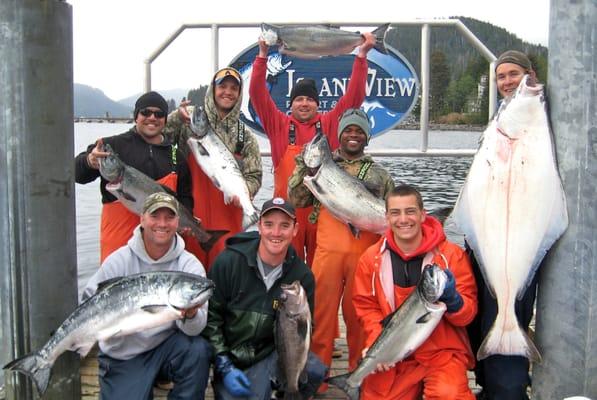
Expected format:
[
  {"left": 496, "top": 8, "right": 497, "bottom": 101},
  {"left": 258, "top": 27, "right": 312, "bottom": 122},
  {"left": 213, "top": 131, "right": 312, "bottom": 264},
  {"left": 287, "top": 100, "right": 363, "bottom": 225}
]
[
  {"left": 202, "top": 231, "right": 315, "bottom": 369},
  {"left": 74, "top": 128, "right": 193, "bottom": 210}
]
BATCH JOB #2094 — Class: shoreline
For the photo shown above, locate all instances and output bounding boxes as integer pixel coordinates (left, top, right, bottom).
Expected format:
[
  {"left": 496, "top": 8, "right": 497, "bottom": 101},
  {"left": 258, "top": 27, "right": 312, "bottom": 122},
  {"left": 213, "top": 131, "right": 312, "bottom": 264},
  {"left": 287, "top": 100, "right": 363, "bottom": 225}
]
[{"left": 73, "top": 118, "right": 486, "bottom": 132}]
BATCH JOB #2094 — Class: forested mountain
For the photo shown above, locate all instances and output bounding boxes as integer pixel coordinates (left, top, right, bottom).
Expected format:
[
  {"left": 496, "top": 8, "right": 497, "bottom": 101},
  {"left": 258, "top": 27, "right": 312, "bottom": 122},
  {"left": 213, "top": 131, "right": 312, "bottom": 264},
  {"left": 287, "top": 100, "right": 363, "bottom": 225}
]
[
  {"left": 74, "top": 84, "right": 131, "bottom": 118},
  {"left": 385, "top": 16, "right": 548, "bottom": 81}
]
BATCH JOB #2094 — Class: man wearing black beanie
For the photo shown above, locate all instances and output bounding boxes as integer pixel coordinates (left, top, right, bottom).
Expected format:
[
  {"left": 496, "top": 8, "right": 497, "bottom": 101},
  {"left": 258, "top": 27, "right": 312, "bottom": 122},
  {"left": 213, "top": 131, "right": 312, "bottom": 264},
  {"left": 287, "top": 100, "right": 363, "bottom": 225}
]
[
  {"left": 249, "top": 32, "right": 376, "bottom": 283},
  {"left": 74, "top": 91, "right": 194, "bottom": 263}
]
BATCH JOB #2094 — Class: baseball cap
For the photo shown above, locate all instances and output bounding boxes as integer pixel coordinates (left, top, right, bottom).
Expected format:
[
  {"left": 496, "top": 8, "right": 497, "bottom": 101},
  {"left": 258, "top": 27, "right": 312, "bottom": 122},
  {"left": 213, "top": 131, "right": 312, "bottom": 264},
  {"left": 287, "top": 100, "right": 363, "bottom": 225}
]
[
  {"left": 260, "top": 197, "right": 296, "bottom": 219},
  {"left": 214, "top": 67, "right": 241, "bottom": 85},
  {"left": 142, "top": 192, "right": 179, "bottom": 216}
]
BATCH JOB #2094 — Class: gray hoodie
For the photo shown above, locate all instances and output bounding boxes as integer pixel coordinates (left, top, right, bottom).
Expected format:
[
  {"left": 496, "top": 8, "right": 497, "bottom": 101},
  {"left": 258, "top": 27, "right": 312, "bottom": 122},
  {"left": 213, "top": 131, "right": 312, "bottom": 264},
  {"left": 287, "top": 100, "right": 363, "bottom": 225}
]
[{"left": 82, "top": 226, "right": 208, "bottom": 360}]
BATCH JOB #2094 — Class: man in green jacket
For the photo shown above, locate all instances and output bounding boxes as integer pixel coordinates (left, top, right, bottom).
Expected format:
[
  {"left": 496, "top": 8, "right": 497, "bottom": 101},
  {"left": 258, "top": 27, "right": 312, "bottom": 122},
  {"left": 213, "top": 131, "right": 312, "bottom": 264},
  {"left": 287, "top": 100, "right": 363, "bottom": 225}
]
[{"left": 202, "top": 197, "right": 326, "bottom": 399}]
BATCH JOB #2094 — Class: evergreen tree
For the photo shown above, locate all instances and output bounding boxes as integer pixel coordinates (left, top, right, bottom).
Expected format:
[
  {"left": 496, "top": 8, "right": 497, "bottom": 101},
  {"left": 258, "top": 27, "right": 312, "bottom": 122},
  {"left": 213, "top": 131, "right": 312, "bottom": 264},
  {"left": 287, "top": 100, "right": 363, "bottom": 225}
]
[{"left": 430, "top": 51, "right": 450, "bottom": 120}]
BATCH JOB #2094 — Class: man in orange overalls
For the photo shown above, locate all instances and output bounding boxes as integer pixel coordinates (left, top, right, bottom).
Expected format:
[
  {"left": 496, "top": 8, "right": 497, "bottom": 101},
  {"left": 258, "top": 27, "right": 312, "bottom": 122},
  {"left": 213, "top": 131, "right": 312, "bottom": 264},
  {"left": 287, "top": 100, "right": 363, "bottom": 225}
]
[
  {"left": 75, "top": 91, "right": 193, "bottom": 263},
  {"left": 289, "top": 109, "right": 395, "bottom": 392},
  {"left": 249, "top": 33, "right": 376, "bottom": 267},
  {"left": 352, "top": 184, "right": 477, "bottom": 399}
]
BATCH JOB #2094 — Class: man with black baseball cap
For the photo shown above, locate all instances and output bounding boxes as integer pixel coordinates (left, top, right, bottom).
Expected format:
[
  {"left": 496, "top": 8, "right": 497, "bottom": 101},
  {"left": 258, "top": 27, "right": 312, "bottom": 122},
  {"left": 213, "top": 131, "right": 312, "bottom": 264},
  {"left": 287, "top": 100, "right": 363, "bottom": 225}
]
[
  {"left": 75, "top": 91, "right": 193, "bottom": 262},
  {"left": 249, "top": 31, "right": 377, "bottom": 271},
  {"left": 203, "top": 197, "right": 326, "bottom": 399}
]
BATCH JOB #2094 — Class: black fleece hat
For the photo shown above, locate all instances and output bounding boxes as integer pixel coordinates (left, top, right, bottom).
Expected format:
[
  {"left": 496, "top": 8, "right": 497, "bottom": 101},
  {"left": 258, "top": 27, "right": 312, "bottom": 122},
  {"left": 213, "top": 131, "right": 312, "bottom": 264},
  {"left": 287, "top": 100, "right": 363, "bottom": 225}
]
[
  {"left": 290, "top": 79, "right": 319, "bottom": 105},
  {"left": 134, "top": 91, "right": 169, "bottom": 120}
]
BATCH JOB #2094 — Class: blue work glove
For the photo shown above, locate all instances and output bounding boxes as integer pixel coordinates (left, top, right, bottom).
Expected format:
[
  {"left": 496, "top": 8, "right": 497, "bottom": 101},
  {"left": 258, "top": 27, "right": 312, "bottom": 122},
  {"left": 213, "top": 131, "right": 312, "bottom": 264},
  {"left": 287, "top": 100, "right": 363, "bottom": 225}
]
[
  {"left": 214, "top": 354, "right": 252, "bottom": 397},
  {"left": 438, "top": 269, "right": 464, "bottom": 313}
]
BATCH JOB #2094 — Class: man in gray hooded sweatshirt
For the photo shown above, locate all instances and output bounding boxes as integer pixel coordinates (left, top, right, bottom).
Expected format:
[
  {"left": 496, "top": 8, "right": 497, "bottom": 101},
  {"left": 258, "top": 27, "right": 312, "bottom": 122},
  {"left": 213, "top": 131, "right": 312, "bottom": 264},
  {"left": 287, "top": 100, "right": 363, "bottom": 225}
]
[{"left": 82, "top": 192, "right": 211, "bottom": 399}]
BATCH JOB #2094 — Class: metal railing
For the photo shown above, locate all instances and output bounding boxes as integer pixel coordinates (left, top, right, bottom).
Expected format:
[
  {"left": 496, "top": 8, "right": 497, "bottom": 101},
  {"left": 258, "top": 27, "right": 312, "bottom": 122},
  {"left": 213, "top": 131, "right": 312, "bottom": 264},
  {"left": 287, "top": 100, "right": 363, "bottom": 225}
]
[{"left": 145, "top": 20, "right": 496, "bottom": 157}]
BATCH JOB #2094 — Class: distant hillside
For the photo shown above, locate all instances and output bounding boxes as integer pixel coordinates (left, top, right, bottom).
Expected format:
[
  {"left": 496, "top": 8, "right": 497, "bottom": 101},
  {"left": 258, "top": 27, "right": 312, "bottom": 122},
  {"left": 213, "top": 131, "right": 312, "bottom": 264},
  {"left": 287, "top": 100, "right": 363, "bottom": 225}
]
[
  {"left": 74, "top": 84, "right": 131, "bottom": 118},
  {"left": 385, "top": 16, "right": 548, "bottom": 80},
  {"left": 118, "top": 88, "right": 189, "bottom": 109}
]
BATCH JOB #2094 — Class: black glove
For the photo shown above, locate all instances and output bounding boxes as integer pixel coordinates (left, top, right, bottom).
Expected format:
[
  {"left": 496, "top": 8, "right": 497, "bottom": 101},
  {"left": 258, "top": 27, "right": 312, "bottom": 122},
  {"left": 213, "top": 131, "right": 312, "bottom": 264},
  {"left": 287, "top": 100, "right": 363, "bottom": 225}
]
[
  {"left": 439, "top": 269, "right": 464, "bottom": 313},
  {"left": 214, "top": 354, "right": 252, "bottom": 397}
]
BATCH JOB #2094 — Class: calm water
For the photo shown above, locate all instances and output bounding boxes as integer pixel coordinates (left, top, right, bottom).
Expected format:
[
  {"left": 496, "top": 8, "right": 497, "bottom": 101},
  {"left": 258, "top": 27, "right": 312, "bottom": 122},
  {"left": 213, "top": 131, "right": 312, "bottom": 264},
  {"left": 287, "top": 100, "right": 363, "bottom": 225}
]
[{"left": 74, "top": 123, "right": 481, "bottom": 295}]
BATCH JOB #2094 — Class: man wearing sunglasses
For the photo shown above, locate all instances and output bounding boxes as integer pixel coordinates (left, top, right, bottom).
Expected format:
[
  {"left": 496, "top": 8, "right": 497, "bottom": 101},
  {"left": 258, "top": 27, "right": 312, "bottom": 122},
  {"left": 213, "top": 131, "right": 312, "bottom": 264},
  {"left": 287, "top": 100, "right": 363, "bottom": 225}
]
[
  {"left": 249, "top": 33, "right": 376, "bottom": 269},
  {"left": 288, "top": 108, "right": 394, "bottom": 393},
  {"left": 75, "top": 91, "right": 193, "bottom": 263}
]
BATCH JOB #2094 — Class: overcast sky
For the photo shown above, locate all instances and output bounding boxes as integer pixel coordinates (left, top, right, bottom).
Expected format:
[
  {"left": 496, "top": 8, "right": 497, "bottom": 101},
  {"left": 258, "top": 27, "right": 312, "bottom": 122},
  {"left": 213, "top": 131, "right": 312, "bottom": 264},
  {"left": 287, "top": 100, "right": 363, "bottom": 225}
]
[{"left": 65, "top": 0, "right": 551, "bottom": 101}]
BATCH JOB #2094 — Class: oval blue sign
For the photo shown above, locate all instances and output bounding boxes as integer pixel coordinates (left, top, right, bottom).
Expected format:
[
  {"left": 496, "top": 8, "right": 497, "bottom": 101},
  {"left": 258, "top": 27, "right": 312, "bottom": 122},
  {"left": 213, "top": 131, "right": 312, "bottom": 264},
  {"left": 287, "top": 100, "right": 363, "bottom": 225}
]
[{"left": 229, "top": 44, "right": 419, "bottom": 138}]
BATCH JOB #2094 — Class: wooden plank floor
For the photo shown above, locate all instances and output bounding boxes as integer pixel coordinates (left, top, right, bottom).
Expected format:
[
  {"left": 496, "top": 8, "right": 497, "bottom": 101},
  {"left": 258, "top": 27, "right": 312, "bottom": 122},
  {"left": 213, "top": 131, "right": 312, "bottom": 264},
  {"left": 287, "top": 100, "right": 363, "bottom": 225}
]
[{"left": 81, "top": 316, "right": 482, "bottom": 399}]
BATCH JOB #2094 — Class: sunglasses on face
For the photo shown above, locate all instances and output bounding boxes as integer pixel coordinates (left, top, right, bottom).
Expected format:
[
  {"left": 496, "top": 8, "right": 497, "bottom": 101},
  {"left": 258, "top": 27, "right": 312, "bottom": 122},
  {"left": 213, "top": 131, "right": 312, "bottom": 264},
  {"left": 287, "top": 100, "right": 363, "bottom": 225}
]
[{"left": 139, "top": 108, "right": 166, "bottom": 119}]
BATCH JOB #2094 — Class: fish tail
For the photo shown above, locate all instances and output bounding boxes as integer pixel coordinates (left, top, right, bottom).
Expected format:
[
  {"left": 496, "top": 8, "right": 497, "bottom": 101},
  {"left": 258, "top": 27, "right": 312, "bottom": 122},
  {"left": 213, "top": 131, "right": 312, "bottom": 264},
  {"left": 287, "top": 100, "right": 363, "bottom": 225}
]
[
  {"left": 242, "top": 210, "right": 259, "bottom": 230},
  {"left": 327, "top": 373, "right": 360, "bottom": 400},
  {"left": 282, "top": 391, "right": 303, "bottom": 400},
  {"left": 372, "top": 23, "right": 390, "bottom": 54},
  {"left": 197, "top": 229, "right": 229, "bottom": 253},
  {"left": 3, "top": 352, "right": 52, "bottom": 395},
  {"left": 477, "top": 323, "right": 542, "bottom": 363}
]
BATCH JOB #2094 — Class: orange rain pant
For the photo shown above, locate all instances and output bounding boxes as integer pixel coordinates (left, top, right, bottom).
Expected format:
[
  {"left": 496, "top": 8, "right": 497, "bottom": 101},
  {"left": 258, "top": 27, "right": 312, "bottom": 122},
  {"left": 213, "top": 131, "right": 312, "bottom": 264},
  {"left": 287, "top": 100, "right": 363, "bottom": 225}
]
[
  {"left": 183, "top": 156, "right": 244, "bottom": 270},
  {"left": 100, "top": 173, "right": 178, "bottom": 263},
  {"left": 361, "top": 355, "right": 475, "bottom": 400},
  {"left": 310, "top": 208, "right": 380, "bottom": 378},
  {"left": 273, "top": 144, "right": 317, "bottom": 267}
]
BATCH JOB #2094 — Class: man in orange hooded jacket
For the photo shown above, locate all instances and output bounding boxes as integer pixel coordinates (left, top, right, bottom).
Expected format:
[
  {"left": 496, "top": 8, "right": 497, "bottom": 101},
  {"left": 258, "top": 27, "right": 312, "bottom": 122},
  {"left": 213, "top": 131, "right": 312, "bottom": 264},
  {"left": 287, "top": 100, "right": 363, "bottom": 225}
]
[{"left": 352, "top": 184, "right": 477, "bottom": 399}]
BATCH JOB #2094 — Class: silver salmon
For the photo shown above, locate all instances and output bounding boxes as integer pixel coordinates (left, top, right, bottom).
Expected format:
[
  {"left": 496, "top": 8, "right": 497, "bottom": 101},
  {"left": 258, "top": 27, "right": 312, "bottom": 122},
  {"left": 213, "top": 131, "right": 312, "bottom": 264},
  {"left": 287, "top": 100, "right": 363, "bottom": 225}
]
[
  {"left": 328, "top": 264, "right": 447, "bottom": 400},
  {"left": 261, "top": 23, "right": 389, "bottom": 59},
  {"left": 275, "top": 281, "right": 311, "bottom": 400},
  {"left": 188, "top": 107, "right": 259, "bottom": 230},
  {"left": 99, "top": 143, "right": 228, "bottom": 252},
  {"left": 3, "top": 271, "right": 214, "bottom": 396},
  {"left": 302, "top": 132, "right": 387, "bottom": 237},
  {"left": 452, "top": 75, "right": 568, "bottom": 362}
]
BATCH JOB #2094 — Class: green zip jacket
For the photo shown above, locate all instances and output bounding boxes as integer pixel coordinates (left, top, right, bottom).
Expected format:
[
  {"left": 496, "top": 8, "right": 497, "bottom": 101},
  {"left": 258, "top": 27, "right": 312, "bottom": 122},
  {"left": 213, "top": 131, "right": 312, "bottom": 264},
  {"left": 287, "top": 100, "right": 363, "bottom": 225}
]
[{"left": 202, "top": 231, "right": 315, "bottom": 369}]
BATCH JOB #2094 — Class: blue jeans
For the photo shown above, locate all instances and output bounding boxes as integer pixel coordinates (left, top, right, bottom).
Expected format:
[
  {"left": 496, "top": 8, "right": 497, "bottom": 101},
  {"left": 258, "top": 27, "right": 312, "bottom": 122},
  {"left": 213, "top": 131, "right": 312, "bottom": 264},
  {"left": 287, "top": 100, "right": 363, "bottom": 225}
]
[
  {"left": 98, "top": 331, "right": 212, "bottom": 400},
  {"left": 213, "top": 351, "right": 326, "bottom": 400}
]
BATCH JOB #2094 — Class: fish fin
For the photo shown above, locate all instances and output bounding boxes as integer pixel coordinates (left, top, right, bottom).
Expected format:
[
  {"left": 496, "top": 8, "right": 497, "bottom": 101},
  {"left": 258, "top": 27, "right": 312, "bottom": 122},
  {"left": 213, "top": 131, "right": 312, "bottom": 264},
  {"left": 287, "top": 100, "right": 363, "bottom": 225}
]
[
  {"left": 96, "top": 276, "right": 123, "bottom": 293},
  {"left": 416, "top": 311, "right": 432, "bottom": 324},
  {"left": 380, "top": 309, "right": 398, "bottom": 328},
  {"left": 327, "top": 373, "right": 360, "bottom": 400},
  {"left": 75, "top": 342, "right": 96, "bottom": 358},
  {"left": 196, "top": 142, "right": 210, "bottom": 157},
  {"left": 198, "top": 230, "right": 229, "bottom": 253},
  {"left": 371, "top": 23, "right": 390, "bottom": 54},
  {"left": 142, "top": 305, "right": 169, "bottom": 314},
  {"left": 242, "top": 210, "right": 259, "bottom": 230},
  {"left": 116, "top": 189, "right": 136, "bottom": 202},
  {"left": 296, "top": 319, "right": 309, "bottom": 340},
  {"left": 348, "top": 223, "right": 360, "bottom": 239},
  {"left": 477, "top": 320, "right": 542, "bottom": 363},
  {"left": 159, "top": 184, "right": 178, "bottom": 197},
  {"left": 3, "top": 351, "right": 52, "bottom": 396}
]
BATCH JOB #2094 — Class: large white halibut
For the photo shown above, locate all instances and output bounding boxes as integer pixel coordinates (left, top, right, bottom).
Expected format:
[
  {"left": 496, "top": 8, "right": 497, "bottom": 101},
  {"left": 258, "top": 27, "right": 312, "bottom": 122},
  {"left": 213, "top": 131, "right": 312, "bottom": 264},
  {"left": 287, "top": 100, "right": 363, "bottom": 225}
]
[{"left": 452, "top": 76, "right": 568, "bottom": 362}]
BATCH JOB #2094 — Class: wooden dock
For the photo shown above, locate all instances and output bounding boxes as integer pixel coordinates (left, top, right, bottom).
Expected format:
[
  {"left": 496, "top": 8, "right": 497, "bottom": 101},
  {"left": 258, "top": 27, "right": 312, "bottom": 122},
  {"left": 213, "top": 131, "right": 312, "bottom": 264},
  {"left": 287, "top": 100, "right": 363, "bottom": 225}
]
[{"left": 81, "top": 317, "right": 482, "bottom": 399}]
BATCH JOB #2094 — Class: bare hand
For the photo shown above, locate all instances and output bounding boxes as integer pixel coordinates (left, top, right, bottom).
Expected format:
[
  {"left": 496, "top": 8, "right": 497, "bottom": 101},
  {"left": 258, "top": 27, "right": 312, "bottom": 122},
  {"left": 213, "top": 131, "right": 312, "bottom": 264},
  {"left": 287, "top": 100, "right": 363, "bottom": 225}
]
[
  {"left": 179, "top": 217, "right": 202, "bottom": 237},
  {"left": 86, "top": 140, "right": 110, "bottom": 170},
  {"left": 361, "top": 347, "right": 394, "bottom": 373},
  {"left": 231, "top": 195, "right": 242, "bottom": 209},
  {"left": 178, "top": 100, "right": 192, "bottom": 124},
  {"left": 358, "top": 32, "right": 376, "bottom": 58},
  {"left": 257, "top": 38, "right": 269, "bottom": 58}
]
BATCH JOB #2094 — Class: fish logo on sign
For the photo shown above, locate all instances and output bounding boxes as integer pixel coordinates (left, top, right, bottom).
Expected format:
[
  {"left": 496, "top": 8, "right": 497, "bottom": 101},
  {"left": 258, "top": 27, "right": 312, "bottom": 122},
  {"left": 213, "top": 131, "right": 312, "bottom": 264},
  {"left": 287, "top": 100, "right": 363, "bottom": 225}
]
[{"left": 230, "top": 44, "right": 419, "bottom": 138}]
